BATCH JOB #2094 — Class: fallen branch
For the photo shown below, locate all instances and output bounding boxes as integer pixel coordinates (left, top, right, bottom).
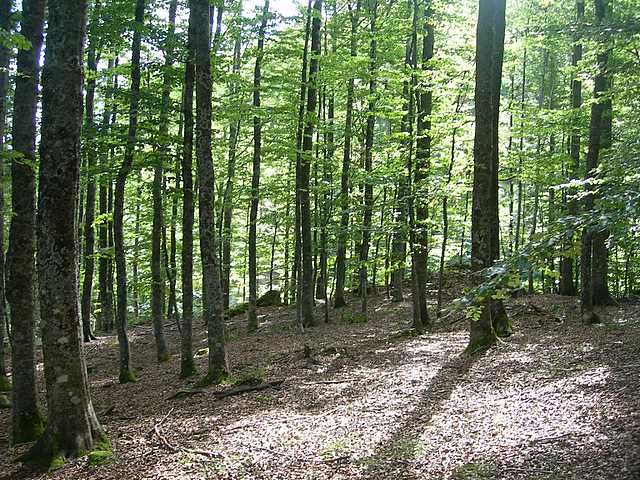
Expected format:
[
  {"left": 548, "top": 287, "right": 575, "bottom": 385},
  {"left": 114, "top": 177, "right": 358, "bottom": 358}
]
[
  {"left": 303, "top": 379, "right": 356, "bottom": 385},
  {"left": 166, "top": 389, "right": 206, "bottom": 400}
]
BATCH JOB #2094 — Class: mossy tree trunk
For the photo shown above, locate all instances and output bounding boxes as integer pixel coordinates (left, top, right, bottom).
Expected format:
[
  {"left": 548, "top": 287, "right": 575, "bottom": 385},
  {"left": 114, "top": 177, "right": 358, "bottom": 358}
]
[
  {"left": 7, "top": 0, "right": 46, "bottom": 444},
  {"left": 29, "top": 0, "right": 106, "bottom": 467}
]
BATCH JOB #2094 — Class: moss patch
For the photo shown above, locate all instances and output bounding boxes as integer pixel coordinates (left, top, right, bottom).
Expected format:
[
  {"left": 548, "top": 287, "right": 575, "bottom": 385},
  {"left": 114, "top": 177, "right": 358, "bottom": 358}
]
[
  {"left": 119, "top": 370, "right": 138, "bottom": 384},
  {"left": 88, "top": 435, "right": 114, "bottom": 467},
  {"left": 13, "top": 410, "right": 46, "bottom": 445},
  {"left": 197, "top": 368, "right": 230, "bottom": 387},
  {"left": 0, "top": 375, "right": 11, "bottom": 392},
  {"left": 0, "top": 393, "right": 10, "bottom": 409}
]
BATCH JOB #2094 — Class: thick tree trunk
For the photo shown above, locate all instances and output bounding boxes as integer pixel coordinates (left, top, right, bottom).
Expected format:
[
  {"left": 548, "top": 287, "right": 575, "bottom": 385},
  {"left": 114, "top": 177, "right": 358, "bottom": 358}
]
[
  {"left": 7, "top": 0, "right": 46, "bottom": 443},
  {"left": 80, "top": 14, "right": 100, "bottom": 343},
  {"left": 334, "top": 0, "right": 359, "bottom": 309},
  {"left": 467, "top": 0, "right": 509, "bottom": 352},
  {"left": 28, "top": 0, "right": 107, "bottom": 467},
  {"left": 0, "top": 0, "right": 10, "bottom": 396},
  {"left": 248, "top": 0, "right": 269, "bottom": 333},
  {"left": 113, "top": 0, "right": 145, "bottom": 384},
  {"left": 299, "top": 0, "right": 322, "bottom": 328},
  {"left": 192, "top": 0, "right": 228, "bottom": 384},
  {"left": 180, "top": 10, "right": 196, "bottom": 379},
  {"left": 151, "top": 0, "right": 178, "bottom": 363}
]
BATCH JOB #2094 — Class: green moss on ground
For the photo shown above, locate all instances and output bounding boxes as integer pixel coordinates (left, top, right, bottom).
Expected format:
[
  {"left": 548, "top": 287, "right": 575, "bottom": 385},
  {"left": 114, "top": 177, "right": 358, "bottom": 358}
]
[
  {"left": 88, "top": 435, "right": 114, "bottom": 467},
  {"left": 119, "top": 370, "right": 138, "bottom": 384},
  {"left": 0, "top": 393, "right": 10, "bottom": 409},
  {"left": 197, "top": 368, "right": 229, "bottom": 387},
  {"left": 0, "top": 375, "right": 11, "bottom": 392}
]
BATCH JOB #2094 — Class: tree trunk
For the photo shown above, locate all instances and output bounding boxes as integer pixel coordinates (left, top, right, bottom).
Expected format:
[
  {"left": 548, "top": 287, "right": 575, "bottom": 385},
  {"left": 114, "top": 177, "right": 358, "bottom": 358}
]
[
  {"left": 151, "top": 0, "right": 178, "bottom": 363},
  {"left": 334, "top": 0, "right": 359, "bottom": 308},
  {"left": 248, "top": 0, "right": 269, "bottom": 333},
  {"left": 299, "top": 0, "right": 322, "bottom": 328},
  {"left": 560, "top": 0, "right": 584, "bottom": 296},
  {"left": 412, "top": 2, "right": 434, "bottom": 331},
  {"left": 28, "top": 0, "right": 106, "bottom": 467},
  {"left": 359, "top": 0, "right": 378, "bottom": 317},
  {"left": 192, "top": 0, "right": 228, "bottom": 384},
  {"left": 113, "top": 0, "right": 145, "bottom": 384},
  {"left": 467, "top": 0, "right": 510, "bottom": 353},
  {"left": 221, "top": 20, "right": 242, "bottom": 312},
  {"left": 180, "top": 9, "right": 196, "bottom": 379},
  {"left": 80, "top": 11, "right": 100, "bottom": 343},
  {"left": 7, "top": 0, "right": 46, "bottom": 443},
  {"left": 98, "top": 59, "right": 116, "bottom": 333},
  {"left": 0, "top": 0, "right": 10, "bottom": 395}
]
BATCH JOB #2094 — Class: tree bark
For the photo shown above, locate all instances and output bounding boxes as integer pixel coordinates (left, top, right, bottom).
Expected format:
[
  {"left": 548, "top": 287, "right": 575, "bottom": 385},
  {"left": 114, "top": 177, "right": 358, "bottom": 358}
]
[
  {"left": 412, "top": 1, "right": 434, "bottom": 331},
  {"left": 0, "top": 0, "right": 10, "bottom": 395},
  {"left": 248, "top": 0, "right": 269, "bottom": 333},
  {"left": 98, "top": 60, "right": 116, "bottom": 333},
  {"left": 359, "top": 0, "right": 378, "bottom": 317},
  {"left": 113, "top": 0, "right": 145, "bottom": 383},
  {"left": 192, "top": 0, "right": 228, "bottom": 384},
  {"left": 299, "top": 0, "right": 322, "bottom": 327},
  {"left": 28, "top": 0, "right": 106, "bottom": 466},
  {"left": 334, "top": 0, "right": 359, "bottom": 308},
  {"left": 180, "top": 9, "right": 196, "bottom": 379},
  {"left": 467, "top": 0, "right": 510, "bottom": 352},
  {"left": 151, "top": 0, "right": 178, "bottom": 363},
  {"left": 80, "top": 8, "right": 101, "bottom": 343},
  {"left": 7, "top": 0, "right": 46, "bottom": 443}
]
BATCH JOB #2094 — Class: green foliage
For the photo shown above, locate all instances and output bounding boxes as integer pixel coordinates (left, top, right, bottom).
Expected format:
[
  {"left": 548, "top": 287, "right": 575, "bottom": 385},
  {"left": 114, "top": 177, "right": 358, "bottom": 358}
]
[{"left": 88, "top": 435, "right": 114, "bottom": 467}]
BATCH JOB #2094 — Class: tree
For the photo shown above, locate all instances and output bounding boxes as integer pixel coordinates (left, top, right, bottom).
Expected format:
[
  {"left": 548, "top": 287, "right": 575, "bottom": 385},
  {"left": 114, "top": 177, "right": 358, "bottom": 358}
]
[
  {"left": 151, "top": 0, "right": 178, "bottom": 363},
  {"left": 180, "top": 6, "right": 197, "bottom": 379},
  {"left": 114, "top": 0, "right": 146, "bottom": 383},
  {"left": 248, "top": 0, "right": 270, "bottom": 333},
  {"left": 27, "top": 0, "right": 107, "bottom": 467},
  {"left": 80, "top": 3, "right": 101, "bottom": 343},
  {"left": 192, "top": 0, "right": 228, "bottom": 384},
  {"left": 299, "top": 0, "right": 322, "bottom": 327},
  {"left": 0, "top": 0, "right": 11, "bottom": 401},
  {"left": 7, "top": 0, "right": 46, "bottom": 444},
  {"left": 334, "top": 0, "right": 359, "bottom": 308},
  {"left": 467, "top": 0, "right": 510, "bottom": 352}
]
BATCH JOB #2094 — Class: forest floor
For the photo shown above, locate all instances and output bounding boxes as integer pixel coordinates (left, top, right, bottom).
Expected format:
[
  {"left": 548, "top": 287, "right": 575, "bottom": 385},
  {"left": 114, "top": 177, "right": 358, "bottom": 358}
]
[{"left": 1, "top": 280, "right": 639, "bottom": 480}]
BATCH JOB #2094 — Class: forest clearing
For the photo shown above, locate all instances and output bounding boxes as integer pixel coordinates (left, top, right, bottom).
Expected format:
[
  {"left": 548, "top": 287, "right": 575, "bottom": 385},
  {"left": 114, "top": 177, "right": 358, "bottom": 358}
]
[
  {"left": 2, "top": 289, "right": 639, "bottom": 480},
  {"left": 0, "top": 0, "right": 639, "bottom": 478}
]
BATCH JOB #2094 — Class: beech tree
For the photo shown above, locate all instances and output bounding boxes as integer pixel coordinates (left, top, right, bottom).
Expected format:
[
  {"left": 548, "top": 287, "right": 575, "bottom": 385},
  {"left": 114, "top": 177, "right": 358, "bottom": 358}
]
[{"left": 28, "top": 0, "right": 107, "bottom": 466}]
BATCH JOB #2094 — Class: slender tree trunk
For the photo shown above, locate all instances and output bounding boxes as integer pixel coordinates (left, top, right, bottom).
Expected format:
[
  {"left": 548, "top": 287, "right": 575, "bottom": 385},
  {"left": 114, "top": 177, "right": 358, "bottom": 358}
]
[
  {"left": 180, "top": 9, "right": 196, "bottom": 379},
  {"left": 7, "top": 0, "right": 46, "bottom": 443},
  {"left": 514, "top": 45, "right": 527, "bottom": 254},
  {"left": 81, "top": 10, "right": 101, "bottom": 343},
  {"left": 412, "top": 2, "right": 434, "bottom": 331},
  {"left": 359, "top": 0, "right": 378, "bottom": 317},
  {"left": 221, "top": 19, "right": 242, "bottom": 312},
  {"left": 113, "top": 0, "right": 145, "bottom": 383},
  {"left": 150, "top": 0, "right": 178, "bottom": 363},
  {"left": 248, "top": 0, "right": 269, "bottom": 333},
  {"left": 192, "top": 0, "right": 228, "bottom": 384},
  {"left": 299, "top": 0, "right": 322, "bottom": 328},
  {"left": 28, "top": 0, "right": 106, "bottom": 466},
  {"left": 437, "top": 92, "right": 464, "bottom": 316},
  {"left": 98, "top": 60, "right": 116, "bottom": 333},
  {"left": 334, "top": 0, "right": 359, "bottom": 308},
  {"left": 467, "top": 0, "right": 509, "bottom": 352},
  {"left": 0, "top": 0, "right": 11, "bottom": 396},
  {"left": 269, "top": 218, "right": 279, "bottom": 291}
]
